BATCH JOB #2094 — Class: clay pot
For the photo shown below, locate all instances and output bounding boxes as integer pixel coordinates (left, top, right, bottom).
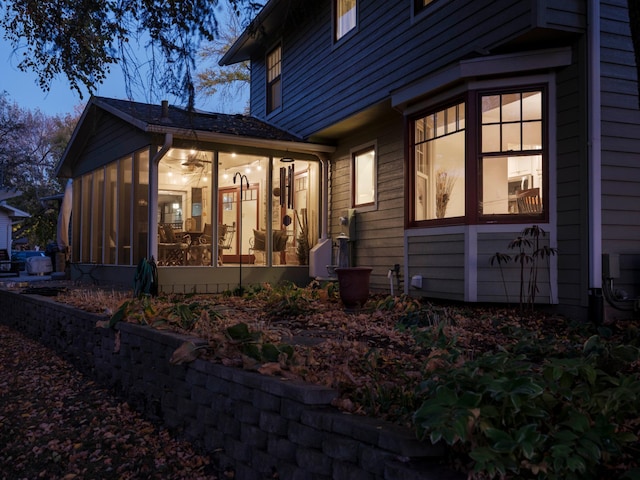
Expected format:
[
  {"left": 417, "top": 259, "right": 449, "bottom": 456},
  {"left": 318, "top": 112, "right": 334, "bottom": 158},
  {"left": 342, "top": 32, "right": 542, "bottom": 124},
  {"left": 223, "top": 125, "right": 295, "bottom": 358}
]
[{"left": 335, "top": 267, "right": 373, "bottom": 310}]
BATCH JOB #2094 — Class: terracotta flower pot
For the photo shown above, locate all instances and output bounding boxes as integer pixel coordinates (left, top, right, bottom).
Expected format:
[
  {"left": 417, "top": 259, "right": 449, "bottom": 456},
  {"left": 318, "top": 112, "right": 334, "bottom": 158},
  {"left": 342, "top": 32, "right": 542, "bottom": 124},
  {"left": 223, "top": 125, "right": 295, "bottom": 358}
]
[{"left": 335, "top": 267, "right": 373, "bottom": 310}]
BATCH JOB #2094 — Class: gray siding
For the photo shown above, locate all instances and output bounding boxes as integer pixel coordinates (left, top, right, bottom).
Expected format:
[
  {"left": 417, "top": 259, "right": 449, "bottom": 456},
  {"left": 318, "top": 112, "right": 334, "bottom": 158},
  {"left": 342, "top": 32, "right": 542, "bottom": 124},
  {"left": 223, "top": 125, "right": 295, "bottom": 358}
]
[
  {"left": 600, "top": 0, "right": 640, "bottom": 298},
  {"left": 407, "top": 233, "right": 465, "bottom": 301},
  {"left": 477, "top": 231, "right": 553, "bottom": 303},
  {"left": 251, "top": 0, "right": 585, "bottom": 138},
  {"left": 328, "top": 113, "right": 405, "bottom": 293},
  {"left": 73, "top": 115, "right": 151, "bottom": 177},
  {"left": 555, "top": 40, "right": 588, "bottom": 308}
]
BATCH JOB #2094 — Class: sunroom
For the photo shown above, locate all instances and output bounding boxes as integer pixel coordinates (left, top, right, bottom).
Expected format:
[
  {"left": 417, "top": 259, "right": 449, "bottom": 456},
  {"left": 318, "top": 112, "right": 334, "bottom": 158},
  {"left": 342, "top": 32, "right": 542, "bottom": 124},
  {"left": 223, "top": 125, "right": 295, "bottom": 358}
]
[{"left": 56, "top": 97, "right": 335, "bottom": 292}]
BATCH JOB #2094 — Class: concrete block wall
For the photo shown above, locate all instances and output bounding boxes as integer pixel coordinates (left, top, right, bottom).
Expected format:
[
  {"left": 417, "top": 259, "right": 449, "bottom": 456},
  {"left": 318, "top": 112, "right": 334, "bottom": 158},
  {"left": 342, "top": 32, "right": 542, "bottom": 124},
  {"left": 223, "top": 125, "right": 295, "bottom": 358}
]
[{"left": 0, "top": 289, "right": 463, "bottom": 479}]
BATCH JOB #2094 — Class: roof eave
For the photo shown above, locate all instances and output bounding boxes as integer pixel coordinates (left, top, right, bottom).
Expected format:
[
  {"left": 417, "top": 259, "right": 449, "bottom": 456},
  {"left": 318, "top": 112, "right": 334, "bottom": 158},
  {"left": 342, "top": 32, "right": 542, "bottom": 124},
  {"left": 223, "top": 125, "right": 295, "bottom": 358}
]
[{"left": 145, "top": 124, "right": 335, "bottom": 155}]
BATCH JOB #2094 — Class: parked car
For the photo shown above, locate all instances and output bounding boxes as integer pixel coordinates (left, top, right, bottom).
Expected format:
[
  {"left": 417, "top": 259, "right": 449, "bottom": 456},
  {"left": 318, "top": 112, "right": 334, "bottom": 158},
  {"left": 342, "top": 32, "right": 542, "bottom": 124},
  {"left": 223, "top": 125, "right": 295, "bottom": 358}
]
[{"left": 11, "top": 251, "right": 46, "bottom": 271}]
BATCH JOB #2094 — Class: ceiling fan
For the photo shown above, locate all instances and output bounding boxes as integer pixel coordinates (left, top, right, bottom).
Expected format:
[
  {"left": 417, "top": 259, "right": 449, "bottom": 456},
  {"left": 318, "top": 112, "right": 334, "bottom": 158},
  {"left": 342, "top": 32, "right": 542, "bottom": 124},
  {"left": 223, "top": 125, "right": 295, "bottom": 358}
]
[{"left": 181, "top": 152, "right": 211, "bottom": 170}]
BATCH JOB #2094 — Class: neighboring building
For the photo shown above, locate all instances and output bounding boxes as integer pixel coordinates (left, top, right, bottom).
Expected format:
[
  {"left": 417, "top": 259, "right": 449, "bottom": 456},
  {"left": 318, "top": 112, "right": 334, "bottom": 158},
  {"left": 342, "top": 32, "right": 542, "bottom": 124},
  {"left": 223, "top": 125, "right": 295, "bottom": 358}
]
[
  {"left": 59, "top": 0, "right": 640, "bottom": 321},
  {"left": 0, "top": 190, "right": 30, "bottom": 251}
]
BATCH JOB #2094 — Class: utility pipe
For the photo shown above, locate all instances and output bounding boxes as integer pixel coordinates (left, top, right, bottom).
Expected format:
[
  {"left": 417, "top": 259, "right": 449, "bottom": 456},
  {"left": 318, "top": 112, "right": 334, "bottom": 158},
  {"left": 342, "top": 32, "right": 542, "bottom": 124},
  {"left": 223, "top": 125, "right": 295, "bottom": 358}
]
[{"left": 587, "top": 0, "right": 603, "bottom": 323}]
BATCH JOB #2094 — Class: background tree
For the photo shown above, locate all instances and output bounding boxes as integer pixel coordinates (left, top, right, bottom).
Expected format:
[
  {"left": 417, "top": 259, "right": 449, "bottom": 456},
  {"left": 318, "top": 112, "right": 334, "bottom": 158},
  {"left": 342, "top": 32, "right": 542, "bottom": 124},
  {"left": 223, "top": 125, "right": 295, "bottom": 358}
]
[
  {"left": 196, "top": 4, "right": 251, "bottom": 113},
  {"left": 0, "top": 0, "right": 262, "bottom": 110},
  {"left": 0, "top": 92, "right": 78, "bottom": 248}
]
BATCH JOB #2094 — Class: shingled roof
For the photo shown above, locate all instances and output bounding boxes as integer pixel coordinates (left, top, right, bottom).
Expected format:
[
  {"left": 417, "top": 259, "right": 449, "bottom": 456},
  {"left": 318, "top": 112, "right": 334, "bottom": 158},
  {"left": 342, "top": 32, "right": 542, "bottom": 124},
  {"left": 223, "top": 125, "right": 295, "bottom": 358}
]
[{"left": 94, "top": 96, "right": 303, "bottom": 142}]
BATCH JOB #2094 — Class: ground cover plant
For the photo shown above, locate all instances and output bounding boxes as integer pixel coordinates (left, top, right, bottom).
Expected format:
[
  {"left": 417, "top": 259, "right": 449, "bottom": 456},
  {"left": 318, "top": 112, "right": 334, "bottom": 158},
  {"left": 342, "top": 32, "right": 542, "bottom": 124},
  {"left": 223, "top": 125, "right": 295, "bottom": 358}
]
[{"left": 53, "top": 281, "right": 640, "bottom": 479}]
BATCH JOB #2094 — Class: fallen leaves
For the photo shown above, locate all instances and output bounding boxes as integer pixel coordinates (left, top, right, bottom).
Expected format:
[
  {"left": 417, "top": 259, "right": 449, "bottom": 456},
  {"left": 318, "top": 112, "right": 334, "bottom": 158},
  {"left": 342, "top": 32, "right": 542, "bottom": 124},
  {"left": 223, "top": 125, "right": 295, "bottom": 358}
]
[{"left": 0, "top": 324, "right": 219, "bottom": 480}]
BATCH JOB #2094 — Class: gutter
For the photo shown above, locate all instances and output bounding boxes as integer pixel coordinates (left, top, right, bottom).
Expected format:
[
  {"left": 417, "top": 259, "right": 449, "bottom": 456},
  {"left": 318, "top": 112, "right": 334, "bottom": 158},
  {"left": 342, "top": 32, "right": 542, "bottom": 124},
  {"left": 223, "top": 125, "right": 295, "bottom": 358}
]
[
  {"left": 588, "top": 0, "right": 603, "bottom": 323},
  {"left": 149, "top": 133, "right": 173, "bottom": 261},
  {"left": 144, "top": 124, "right": 335, "bottom": 156}
]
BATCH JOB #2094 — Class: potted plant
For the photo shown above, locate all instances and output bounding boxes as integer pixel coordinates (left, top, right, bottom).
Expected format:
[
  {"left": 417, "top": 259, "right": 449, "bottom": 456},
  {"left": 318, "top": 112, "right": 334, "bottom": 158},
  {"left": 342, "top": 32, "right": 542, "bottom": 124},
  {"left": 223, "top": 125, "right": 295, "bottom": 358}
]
[{"left": 335, "top": 266, "right": 373, "bottom": 310}]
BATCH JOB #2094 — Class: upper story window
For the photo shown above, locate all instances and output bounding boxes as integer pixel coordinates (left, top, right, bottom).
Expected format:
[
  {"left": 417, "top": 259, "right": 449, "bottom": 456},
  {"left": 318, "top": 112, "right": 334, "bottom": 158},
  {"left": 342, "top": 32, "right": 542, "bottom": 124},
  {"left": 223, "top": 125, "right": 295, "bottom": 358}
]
[
  {"left": 266, "top": 44, "right": 282, "bottom": 114},
  {"left": 410, "top": 87, "right": 546, "bottom": 225},
  {"left": 414, "top": 0, "right": 437, "bottom": 14},
  {"left": 352, "top": 145, "right": 376, "bottom": 208},
  {"left": 335, "top": 0, "right": 357, "bottom": 41}
]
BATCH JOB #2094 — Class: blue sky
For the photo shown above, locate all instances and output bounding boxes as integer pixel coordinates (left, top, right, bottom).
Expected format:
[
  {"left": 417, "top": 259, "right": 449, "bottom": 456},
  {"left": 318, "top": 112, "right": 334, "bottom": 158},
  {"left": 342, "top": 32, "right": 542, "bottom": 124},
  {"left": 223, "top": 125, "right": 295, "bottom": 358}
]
[
  {"left": 1, "top": 38, "right": 128, "bottom": 116},
  {"left": 1, "top": 36, "right": 248, "bottom": 118}
]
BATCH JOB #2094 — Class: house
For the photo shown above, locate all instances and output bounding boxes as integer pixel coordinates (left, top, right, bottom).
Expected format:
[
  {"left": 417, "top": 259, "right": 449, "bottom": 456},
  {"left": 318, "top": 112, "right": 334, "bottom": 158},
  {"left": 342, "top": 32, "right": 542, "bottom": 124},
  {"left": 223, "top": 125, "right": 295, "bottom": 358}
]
[
  {"left": 0, "top": 189, "right": 30, "bottom": 251},
  {"left": 58, "top": 0, "right": 640, "bottom": 321}
]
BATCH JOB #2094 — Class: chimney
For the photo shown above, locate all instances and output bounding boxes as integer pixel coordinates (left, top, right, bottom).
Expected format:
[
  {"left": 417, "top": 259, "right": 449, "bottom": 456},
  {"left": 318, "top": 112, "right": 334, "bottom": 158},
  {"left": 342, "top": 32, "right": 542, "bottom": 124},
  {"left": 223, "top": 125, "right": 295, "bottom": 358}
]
[{"left": 161, "top": 100, "right": 169, "bottom": 122}]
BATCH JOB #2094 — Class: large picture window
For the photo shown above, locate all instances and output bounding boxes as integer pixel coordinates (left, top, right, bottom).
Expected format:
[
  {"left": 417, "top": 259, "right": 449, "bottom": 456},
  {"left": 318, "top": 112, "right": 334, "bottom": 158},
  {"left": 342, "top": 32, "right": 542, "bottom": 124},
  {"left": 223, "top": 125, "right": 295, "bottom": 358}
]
[{"left": 410, "top": 87, "right": 546, "bottom": 225}]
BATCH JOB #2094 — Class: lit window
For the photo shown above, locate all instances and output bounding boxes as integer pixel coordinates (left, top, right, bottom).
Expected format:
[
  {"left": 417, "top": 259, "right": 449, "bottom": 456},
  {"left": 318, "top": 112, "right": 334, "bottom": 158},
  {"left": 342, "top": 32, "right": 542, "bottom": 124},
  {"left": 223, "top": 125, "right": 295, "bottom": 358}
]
[
  {"left": 267, "top": 45, "right": 282, "bottom": 114},
  {"left": 335, "top": 0, "right": 357, "bottom": 41},
  {"left": 480, "top": 90, "right": 544, "bottom": 216},
  {"left": 415, "top": 0, "right": 437, "bottom": 14},
  {"left": 352, "top": 146, "right": 376, "bottom": 208},
  {"left": 413, "top": 103, "right": 465, "bottom": 221},
  {"left": 409, "top": 87, "right": 546, "bottom": 225}
]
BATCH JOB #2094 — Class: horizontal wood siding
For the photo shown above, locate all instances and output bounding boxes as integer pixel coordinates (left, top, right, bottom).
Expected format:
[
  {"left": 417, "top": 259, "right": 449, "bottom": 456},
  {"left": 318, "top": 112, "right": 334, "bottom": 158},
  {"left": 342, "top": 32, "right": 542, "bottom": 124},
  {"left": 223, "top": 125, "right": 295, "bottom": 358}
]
[
  {"left": 328, "top": 113, "right": 405, "bottom": 293},
  {"left": 600, "top": 0, "right": 640, "bottom": 298},
  {"left": 476, "top": 231, "right": 553, "bottom": 303},
  {"left": 250, "top": 0, "right": 585, "bottom": 138},
  {"left": 555, "top": 38, "right": 588, "bottom": 308},
  {"left": 74, "top": 114, "right": 151, "bottom": 176},
  {"left": 407, "top": 234, "right": 465, "bottom": 301}
]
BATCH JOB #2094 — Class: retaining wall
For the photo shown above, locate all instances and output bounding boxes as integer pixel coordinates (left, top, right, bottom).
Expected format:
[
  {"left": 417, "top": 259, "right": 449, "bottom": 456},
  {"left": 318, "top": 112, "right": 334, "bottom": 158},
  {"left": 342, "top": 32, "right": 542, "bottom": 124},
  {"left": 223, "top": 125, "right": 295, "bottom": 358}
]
[{"left": 0, "top": 288, "right": 462, "bottom": 479}]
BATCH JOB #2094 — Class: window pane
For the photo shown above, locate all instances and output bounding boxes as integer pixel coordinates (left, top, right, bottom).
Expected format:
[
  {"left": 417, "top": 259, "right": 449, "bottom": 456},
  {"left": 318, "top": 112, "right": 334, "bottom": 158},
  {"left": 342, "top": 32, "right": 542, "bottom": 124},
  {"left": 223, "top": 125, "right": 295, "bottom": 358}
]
[
  {"left": 482, "top": 124, "right": 500, "bottom": 152},
  {"left": 502, "top": 123, "right": 521, "bottom": 151},
  {"left": 435, "top": 111, "right": 445, "bottom": 137},
  {"left": 523, "top": 121, "right": 542, "bottom": 149},
  {"left": 354, "top": 148, "right": 375, "bottom": 206},
  {"left": 501, "top": 93, "right": 521, "bottom": 122},
  {"left": 482, "top": 95, "right": 500, "bottom": 123},
  {"left": 425, "top": 113, "right": 435, "bottom": 140},
  {"left": 522, "top": 91, "right": 542, "bottom": 120},
  {"left": 446, "top": 106, "right": 457, "bottom": 134},
  {"left": 481, "top": 155, "right": 543, "bottom": 215},
  {"left": 336, "top": 0, "right": 356, "bottom": 40}
]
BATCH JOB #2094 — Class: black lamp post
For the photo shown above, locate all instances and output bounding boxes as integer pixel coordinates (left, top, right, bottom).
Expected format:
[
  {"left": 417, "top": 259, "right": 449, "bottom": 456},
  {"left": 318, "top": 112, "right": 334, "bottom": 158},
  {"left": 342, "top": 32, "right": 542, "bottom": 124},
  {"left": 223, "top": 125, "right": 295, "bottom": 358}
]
[{"left": 233, "top": 172, "right": 249, "bottom": 295}]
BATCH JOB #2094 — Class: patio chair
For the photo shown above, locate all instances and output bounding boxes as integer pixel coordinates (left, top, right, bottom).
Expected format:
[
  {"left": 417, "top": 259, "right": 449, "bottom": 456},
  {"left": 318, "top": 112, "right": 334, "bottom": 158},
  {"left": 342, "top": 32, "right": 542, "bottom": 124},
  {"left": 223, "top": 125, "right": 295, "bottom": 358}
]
[{"left": 157, "top": 223, "right": 190, "bottom": 266}]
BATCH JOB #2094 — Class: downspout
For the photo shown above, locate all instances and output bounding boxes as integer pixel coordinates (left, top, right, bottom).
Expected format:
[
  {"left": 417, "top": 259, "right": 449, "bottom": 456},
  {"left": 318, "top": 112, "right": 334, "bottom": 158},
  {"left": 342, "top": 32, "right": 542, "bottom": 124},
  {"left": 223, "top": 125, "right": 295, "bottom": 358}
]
[
  {"left": 149, "top": 133, "right": 173, "bottom": 260},
  {"left": 319, "top": 153, "right": 329, "bottom": 240},
  {"left": 587, "top": 0, "right": 603, "bottom": 323},
  {"left": 308, "top": 153, "right": 332, "bottom": 278}
]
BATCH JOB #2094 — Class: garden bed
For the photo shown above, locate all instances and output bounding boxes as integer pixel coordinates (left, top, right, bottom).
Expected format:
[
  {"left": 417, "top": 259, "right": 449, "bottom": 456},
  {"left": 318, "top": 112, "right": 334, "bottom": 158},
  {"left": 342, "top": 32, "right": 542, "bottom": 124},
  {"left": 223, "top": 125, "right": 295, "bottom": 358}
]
[{"left": 14, "top": 280, "right": 640, "bottom": 479}]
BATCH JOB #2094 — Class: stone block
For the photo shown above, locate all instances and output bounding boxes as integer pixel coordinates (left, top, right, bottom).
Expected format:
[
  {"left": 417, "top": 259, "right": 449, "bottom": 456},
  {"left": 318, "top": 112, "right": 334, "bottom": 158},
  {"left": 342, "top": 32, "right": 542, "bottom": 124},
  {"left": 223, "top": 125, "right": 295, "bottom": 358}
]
[
  {"left": 322, "top": 436, "right": 359, "bottom": 462},
  {"left": 288, "top": 421, "right": 326, "bottom": 448},
  {"left": 267, "top": 435, "right": 297, "bottom": 462},
  {"left": 259, "top": 410, "right": 289, "bottom": 435},
  {"left": 295, "top": 446, "right": 332, "bottom": 476},
  {"left": 241, "top": 423, "right": 268, "bottom": 448}
]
